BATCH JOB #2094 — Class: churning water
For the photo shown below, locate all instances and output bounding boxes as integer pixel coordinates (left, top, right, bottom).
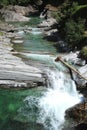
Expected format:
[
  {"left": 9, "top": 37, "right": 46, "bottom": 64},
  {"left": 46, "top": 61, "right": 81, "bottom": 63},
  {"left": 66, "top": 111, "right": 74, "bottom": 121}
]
[
  {"left": 12, "top": 24, "right": 82, "bottom": 130},
  {"left": 37, "top": 70, "right": 82, "bottom": 130},
  {"left": 20, "top": 52, "right": 82, "bottom": 130}
]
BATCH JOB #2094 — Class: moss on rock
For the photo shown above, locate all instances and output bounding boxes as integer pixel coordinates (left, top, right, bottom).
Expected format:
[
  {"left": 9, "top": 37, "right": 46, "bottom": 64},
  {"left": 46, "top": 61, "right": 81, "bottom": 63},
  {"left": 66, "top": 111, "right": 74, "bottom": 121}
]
[{"left": 80, "top": 46, "right": 87, "bottom": 62}]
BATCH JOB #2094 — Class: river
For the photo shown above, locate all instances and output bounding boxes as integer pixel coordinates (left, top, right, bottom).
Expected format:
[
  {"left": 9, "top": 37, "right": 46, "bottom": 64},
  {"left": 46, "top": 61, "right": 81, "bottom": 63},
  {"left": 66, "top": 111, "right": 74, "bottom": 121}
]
[{"left": 0, "top": 18, "right": 82, "bottom": 130}]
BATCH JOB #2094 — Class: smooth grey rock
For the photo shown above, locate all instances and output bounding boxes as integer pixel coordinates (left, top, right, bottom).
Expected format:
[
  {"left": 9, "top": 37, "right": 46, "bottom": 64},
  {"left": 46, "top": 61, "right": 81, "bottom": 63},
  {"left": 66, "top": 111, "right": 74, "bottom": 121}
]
[
  {"left": 38, "top": 18, "right": 57, "bottom": 27},
  {"left": 11, "top": 39, "right": 24, "bottom": 44},
  {"left": 0, "top": 5, "right": 31, "bottom": 22},
  {"left": 0, "top": 35, "right": 45, "bottom": 88}
]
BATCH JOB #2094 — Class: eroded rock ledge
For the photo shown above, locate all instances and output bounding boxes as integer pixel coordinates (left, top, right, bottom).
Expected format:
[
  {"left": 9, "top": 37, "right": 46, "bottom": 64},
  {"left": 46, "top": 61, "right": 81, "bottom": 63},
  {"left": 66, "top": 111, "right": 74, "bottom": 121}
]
[
  {"left": 0, "top": 5, "right": 36, "bottom": 22},
  {"left": 0, "top": 29, "right": 45, "bottom": 89}
]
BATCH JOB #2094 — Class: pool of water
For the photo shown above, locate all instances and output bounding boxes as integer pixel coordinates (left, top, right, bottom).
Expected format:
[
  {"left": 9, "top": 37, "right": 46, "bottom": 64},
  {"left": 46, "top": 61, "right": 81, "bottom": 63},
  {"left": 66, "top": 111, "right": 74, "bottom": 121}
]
[
  {"left": 0, "top": 17, "right": 60, "bottom": 130},
  {"left": 0, "top": 17, "right": 80, "bottom": 130},
  {"left": 0, "top": 87, "right": 46, "bottom": 130}
]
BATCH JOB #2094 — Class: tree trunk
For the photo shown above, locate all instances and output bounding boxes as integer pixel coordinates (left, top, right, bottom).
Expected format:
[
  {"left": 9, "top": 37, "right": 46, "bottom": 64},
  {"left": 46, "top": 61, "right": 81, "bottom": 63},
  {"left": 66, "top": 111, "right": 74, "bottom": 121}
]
[{"left": 55, "top": 57, "right": 87, "bottom": 81}]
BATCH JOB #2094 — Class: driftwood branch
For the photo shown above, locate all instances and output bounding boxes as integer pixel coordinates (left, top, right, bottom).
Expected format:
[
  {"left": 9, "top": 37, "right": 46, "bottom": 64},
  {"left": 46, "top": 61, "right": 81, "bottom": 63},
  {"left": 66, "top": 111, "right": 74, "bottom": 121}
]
[{"left": 55, "top": 57, "right": 87, "bottom": 81}]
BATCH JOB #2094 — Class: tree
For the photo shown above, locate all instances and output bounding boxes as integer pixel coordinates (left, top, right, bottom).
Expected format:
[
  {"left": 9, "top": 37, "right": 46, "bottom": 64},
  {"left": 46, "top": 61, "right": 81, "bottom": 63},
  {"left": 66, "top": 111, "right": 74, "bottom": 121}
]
[
  {"left": 64, "top": 19, "right": 85, "bottom": 49},
  {"left": 79, "top": 46, "right": 87, "bottom": 63}
]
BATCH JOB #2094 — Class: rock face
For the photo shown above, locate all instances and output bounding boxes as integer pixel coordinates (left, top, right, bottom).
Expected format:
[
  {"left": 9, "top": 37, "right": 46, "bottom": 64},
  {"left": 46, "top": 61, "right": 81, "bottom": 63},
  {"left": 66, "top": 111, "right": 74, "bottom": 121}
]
[
  {"left": 34, "top": 0, "right": 43, "bottom": 6},
  {"left": 65, "top": 101, "right": 87, "bottom": 129},
  {"left": 11, "top": 36, "right": 24, "bottom": 44},
  {"left": 0, "top": 5, "right": 35, "bottom": 22},
  {"left": 38, "top": 18, "right": 57, "bottom": 27},
  {"left": 0, "top": 32, "right": 45, "bottom": 88},
  {"left": 0, "top": 21, "right": 15, "bottom": 31},
  {"left": 62, "top": 52, "right": 87, "bottom": 88}
]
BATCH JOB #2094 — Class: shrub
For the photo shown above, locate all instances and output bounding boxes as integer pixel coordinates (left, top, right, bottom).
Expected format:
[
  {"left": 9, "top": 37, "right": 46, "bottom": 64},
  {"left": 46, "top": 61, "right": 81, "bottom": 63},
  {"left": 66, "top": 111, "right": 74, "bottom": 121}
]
[
  {"left": 80, "top": 46, "right": 87, "bottom": 62},
  {"left": 0, "top": 31, "right": 3, "bottom": 36},
  {"left": 64, "top": 19, "right": 85, "bottom": 49}
]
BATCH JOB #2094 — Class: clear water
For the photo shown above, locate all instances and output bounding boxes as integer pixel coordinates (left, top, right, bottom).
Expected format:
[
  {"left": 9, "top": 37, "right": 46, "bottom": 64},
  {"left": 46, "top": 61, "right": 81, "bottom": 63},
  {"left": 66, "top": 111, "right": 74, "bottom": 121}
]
[
  {"left": 0, "top": 87, "right": 45, "bottom": 130},
  {"left": 0, "top": 18, "right": 82, "bottom": 130},
  {"left": 14, "top": 32, "right": 57, "bottom": 54}
]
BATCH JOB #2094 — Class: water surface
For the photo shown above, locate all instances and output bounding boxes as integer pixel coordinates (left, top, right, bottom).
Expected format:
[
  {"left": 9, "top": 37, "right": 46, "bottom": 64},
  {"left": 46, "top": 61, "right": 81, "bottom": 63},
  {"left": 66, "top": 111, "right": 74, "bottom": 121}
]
[{"left": 0, "top": 18, "right": 81, "bottom": 130}]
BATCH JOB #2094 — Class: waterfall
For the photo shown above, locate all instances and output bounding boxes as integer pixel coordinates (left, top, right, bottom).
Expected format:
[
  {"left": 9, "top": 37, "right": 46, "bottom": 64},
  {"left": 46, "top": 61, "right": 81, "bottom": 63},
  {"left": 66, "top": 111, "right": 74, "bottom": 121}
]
[
  {"left": 37, "top": 69, "right": 82, "bottom": 130},
  {"left": 20, "top": 53, "right": 82, "bottom": 130}
]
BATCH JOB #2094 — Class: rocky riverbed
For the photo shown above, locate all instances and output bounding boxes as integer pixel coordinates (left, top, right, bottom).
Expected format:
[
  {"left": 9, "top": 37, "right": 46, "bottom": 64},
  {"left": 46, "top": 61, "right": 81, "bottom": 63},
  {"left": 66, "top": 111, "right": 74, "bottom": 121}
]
[
  {"left": 0, "top": 23, "right": 45, "bottom": 89},
  {"left": 0, "top": 4, "right": 87, "bottom": 129}
]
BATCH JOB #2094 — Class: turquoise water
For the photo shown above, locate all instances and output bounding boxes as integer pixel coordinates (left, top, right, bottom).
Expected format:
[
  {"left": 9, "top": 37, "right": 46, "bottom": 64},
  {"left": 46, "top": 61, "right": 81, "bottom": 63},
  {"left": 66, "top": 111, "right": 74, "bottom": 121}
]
[
  {"left": 0, "top": 87, "right": 46, "bottom": 130},
  {"left": 14, "top": 32, "right": 57, "bottom": 54},
  {"left": 12, "top": 17, "right": 57, "bottom": 54},
  {"left": 0, "top": 18, "right": 81, "bottom": 130},
  {"left": 23, "top": 34, "right": 57, "bottom": 54},
  {"left": 0, "top": 18, "right": 58, "bottom": 130}
]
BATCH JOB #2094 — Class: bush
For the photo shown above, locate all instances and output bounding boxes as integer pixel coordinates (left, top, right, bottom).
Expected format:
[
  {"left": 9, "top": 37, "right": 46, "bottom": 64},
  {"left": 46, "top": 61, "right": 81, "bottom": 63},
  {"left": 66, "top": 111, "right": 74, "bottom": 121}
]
[
  {"left": 80, "top": 46, "right": 87, "bottom": 62},
  {"left": 64, "top": 19, "right": 85, "bottom": 49},
  {"left": 0, "top": 31, "right": 3, "bottom": 36},
  {"left": 73, "top": 5, "right": 87, "bottom": 19},
  {"left": 0, "top": 0, "right": 32, "bottom": 6}
]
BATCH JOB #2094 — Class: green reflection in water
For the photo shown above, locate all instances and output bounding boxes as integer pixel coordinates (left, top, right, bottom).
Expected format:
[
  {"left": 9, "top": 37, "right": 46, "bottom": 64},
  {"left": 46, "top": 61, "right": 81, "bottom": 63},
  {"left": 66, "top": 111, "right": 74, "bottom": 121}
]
[
  {"left": 14, "top": 33, "right": 57, "bottom": 54},
  {"left": 0, "top": 87, "right": 45, "bottom": 130}
]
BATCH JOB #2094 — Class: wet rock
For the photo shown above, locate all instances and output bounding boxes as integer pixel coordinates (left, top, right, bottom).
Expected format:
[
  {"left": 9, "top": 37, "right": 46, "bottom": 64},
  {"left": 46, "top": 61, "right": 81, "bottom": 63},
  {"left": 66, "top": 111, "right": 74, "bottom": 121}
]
[
  {"left": 11, "top": 36, "right": 24, "bottom": 44},
  {"left": 11, "top": 39, "right": 24, "bottom": 44},
  {"left": 38, "top": 18, "right": 57, "bottom": 28},
  {"left": 44, "top": 29, "right": 58, "bottom": 36},
  {"left": 40, "top": 4, "right": 58, "bottom": 19},
  {"left": 65, "top": 101, "right": 87, "bottom": 126},
  {"left": 76, "top": 65, "right": 87, "bottom": 88},
  {"left": 61, "top": 52, "right": 87, "bottom": 88},
  {"left": 63, "top": 51, "right": 86, "bottom": 66}
]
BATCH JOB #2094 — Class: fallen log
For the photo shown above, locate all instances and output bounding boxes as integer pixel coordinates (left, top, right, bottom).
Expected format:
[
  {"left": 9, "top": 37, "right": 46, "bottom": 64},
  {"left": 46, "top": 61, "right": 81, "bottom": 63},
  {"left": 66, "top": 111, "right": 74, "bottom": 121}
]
[{"left": 55, "top": 57, "right": 87, "bottom": 81}]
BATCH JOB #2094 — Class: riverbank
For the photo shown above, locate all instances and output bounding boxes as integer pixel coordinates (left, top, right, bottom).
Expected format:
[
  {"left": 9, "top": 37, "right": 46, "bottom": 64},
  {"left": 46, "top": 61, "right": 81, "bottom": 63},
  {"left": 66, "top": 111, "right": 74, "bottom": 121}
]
[
  {"left": 0, "top": 6, "right": 87, "bottom": 129},
  {"left": 0, "top": 23, "right": 45, "bottom": 89}
]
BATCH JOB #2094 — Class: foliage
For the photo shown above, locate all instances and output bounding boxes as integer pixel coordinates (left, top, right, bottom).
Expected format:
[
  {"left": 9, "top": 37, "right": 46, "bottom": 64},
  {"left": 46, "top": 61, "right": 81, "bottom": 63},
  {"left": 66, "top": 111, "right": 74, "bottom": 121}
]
[
  {"left": 56, "top": 2, "right": 78, "bottom": 23},
  {"left": 74, "top": 0, "right": 87, "bottom": 5},
  {"left": 0, "top": 31, "right": 3, "bottom": 36},
  {"left": 64, "top": 19, "right": 85, "bottom": 49},
  {"left": 73, "top": 5, "right": 87, "bottom": 19},
  {"left": 0, "top": 0, "right": 32, "bottom": 6},
  {"left": 80, "top": 46, "right": 87, "bottom": 62},
  {"left": 52, "top": 1, "right": 86, "bottom": 50}
]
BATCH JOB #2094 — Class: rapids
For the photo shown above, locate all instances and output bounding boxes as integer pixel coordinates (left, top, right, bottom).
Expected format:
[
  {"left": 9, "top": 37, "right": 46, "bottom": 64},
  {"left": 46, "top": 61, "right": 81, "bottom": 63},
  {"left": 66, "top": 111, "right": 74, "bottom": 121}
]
[{"left": 0, "top": 19, "right": 83, "bottom": 130}]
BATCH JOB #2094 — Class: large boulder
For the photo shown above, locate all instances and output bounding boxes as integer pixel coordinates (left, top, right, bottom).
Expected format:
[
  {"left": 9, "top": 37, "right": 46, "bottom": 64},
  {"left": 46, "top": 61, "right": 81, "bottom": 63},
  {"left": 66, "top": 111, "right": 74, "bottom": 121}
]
[
  {"left": 1, "top": 10, "right": 30, "bottom": 22},
  {"left": 0, "top": 5, "right": 35, "bottom": 22},
  {"left": 73, "top": 65, "right": 87, "bottom": 89},
  {"left": 65, "top": 100, "right": 87, "bottom": 129},
  {"left": 62, "top": 52, "right": 87, "bottom": 88},
  {"left": 38, "top": 18, "right": 57, "bottom": 27}
]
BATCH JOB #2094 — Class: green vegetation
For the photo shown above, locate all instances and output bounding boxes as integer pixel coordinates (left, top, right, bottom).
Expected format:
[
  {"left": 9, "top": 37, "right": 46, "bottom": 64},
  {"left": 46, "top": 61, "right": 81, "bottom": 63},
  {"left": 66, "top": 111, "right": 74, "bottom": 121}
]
[
  {"left": 0, "top": 31, "right": 3, "bottom": 36},
  {"left": 64, "top": 19, "right": 85, "bottom": 49},
  {"left": 80, "top": 46, "right": 87, "bottom": 62},
  {"left": 0, "top": 0, "right": 33, "bottom": 6},
  {"left": 0, "top": 0, "right": 87, "bottom": 51},
  {"left": 52, "top": 1, "right": 87, "bottom": 50},
  {"left": 73, "top": 5, "right": 87, "bottom": 19}
]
